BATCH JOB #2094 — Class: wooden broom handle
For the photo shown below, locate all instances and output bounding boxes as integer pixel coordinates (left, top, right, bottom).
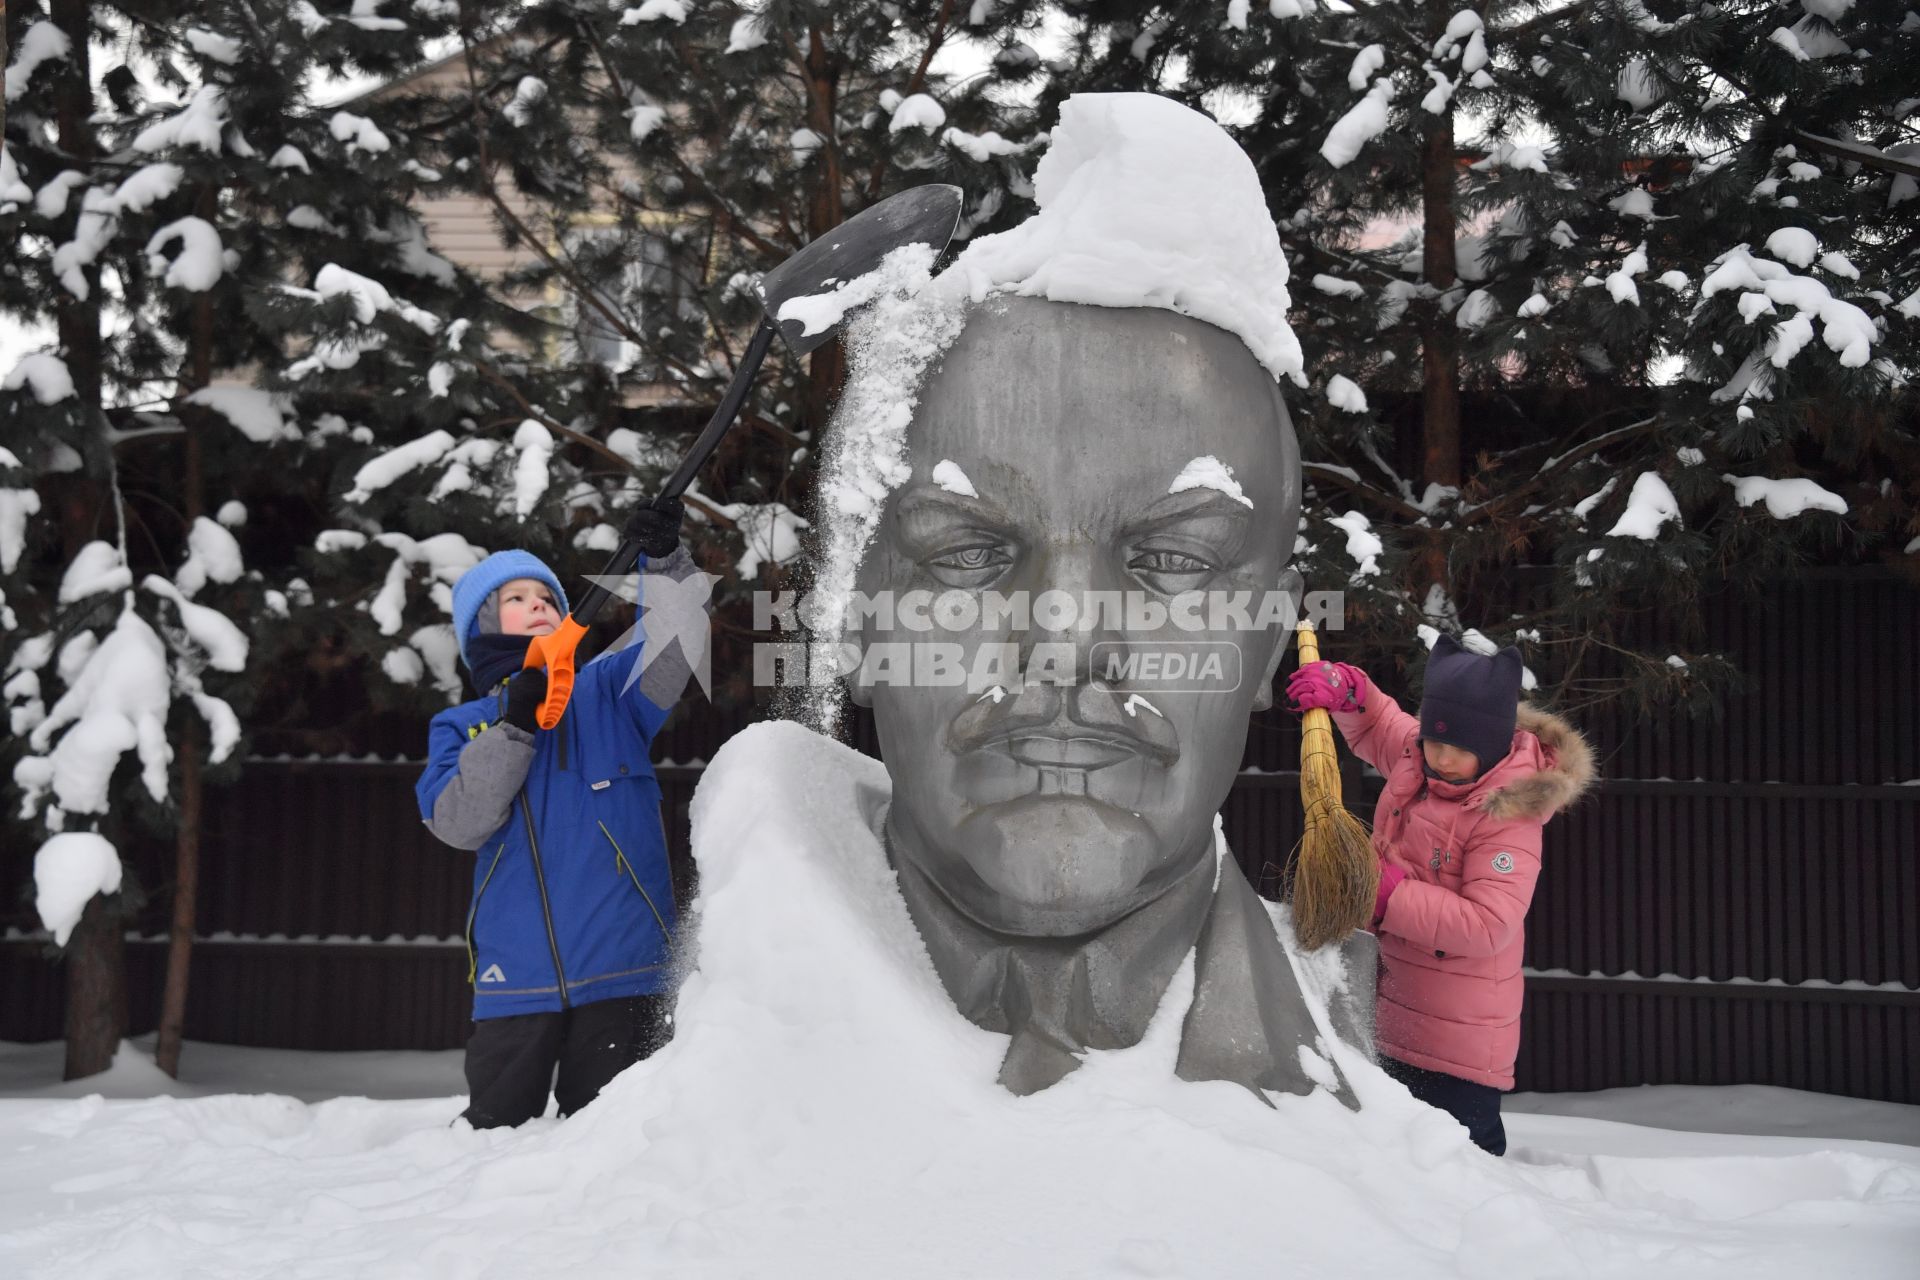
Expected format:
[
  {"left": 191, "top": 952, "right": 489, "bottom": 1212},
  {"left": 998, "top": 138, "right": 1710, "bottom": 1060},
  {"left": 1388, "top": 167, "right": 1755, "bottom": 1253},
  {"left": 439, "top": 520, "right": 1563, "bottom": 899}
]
[{"left": 1296, "top": 620, "right": 1321, "bottom": 668}]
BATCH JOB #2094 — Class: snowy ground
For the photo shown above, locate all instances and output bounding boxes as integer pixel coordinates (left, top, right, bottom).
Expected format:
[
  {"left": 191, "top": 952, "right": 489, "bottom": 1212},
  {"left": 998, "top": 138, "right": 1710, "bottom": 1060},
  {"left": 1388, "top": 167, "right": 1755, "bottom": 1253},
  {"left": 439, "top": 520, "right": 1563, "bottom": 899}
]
[
  {"left": 3, "top": 725, "right": 1916, "bottom": 1278},
  {"left": 5, "top": 1033, "right": 1918, "bottom": 1149}
]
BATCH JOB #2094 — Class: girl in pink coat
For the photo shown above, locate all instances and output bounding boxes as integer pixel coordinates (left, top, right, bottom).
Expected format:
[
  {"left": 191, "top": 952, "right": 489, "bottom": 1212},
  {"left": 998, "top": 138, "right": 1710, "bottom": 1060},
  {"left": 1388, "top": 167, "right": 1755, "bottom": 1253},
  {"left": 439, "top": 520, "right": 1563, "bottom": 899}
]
[{"left": 1287, "top": 633, "right": 1594, "bottom": 1155}]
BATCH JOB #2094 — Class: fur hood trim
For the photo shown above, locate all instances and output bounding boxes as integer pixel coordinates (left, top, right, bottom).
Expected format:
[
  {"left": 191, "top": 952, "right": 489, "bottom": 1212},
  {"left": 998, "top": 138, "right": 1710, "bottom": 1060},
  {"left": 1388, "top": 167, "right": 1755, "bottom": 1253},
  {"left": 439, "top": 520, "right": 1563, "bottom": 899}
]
[{"left": 1479, "top": 705, "right": 1597, "bottom": 822}]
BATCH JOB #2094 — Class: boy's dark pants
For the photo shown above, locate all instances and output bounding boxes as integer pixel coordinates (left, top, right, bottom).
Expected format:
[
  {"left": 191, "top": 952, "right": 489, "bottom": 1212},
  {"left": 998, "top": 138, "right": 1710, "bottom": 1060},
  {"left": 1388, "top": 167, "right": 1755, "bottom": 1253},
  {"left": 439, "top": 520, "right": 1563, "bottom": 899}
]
[
  {"left": 1383, "top": 1057, "right": 1508, "bottom": 1156},
  {"left": 462, "top": 994, "right": 671, "bottom": 1129}
]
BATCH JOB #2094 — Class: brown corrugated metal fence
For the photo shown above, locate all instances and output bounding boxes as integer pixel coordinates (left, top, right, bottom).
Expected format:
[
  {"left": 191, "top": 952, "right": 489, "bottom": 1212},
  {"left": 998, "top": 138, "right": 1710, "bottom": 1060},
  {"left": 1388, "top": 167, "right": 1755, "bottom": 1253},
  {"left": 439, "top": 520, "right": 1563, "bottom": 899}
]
[{"left": 3, "top": 569, "right": 1915, "bottom": 1100}]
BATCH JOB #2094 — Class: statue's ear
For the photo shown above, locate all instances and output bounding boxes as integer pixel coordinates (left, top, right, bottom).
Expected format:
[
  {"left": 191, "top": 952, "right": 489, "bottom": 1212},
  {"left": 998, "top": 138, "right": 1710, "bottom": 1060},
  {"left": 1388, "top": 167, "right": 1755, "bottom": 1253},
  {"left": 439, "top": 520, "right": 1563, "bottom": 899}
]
[
  {"left": 1250, "top": 567, "right": 1305, "bottom": 713},
  {"left": 846, "top": 617, "right": 877, "bottom": 708},
  {"left": 847, "top": 647, "right": 875, "bottom": 708}
]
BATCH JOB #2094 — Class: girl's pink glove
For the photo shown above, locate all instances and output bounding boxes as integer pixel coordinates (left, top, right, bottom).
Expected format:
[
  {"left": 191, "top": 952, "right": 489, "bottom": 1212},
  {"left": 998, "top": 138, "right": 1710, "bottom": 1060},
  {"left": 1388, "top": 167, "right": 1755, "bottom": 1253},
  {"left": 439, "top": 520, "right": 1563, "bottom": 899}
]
[
  {"left": 1285, "top": 661, "right": 1369, "bottom": 714},
  {"left": 1373, "top": 862, "right": 1406, "bottom": 928}
]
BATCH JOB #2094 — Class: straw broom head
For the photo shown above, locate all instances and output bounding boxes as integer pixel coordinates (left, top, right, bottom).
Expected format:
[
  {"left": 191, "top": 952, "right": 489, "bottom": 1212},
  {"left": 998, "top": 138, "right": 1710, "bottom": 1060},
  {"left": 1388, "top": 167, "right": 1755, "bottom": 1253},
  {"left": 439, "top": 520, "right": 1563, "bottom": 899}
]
[{"left": 1287, "top": 622, "right": 1380, "bottom": 950}]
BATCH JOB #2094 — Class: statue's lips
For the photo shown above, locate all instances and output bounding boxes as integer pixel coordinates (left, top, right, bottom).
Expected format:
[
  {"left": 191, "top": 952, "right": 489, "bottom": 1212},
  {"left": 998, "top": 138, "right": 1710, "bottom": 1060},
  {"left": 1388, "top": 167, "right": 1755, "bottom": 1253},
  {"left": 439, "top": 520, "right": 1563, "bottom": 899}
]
[{"left": 992, "top": 731, "right": 1141, "bottom": 771}]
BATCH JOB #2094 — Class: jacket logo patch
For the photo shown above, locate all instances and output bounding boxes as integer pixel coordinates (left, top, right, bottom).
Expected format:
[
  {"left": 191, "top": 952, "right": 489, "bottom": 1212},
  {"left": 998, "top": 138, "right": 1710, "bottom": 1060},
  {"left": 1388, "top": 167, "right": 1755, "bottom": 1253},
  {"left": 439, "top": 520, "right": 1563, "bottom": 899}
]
[
  {"left": 1491, "top": 852, "right": 1515, "bottom": 874},
  {"left": 479, "top": 964, "right": 507, "bottom": 983}
]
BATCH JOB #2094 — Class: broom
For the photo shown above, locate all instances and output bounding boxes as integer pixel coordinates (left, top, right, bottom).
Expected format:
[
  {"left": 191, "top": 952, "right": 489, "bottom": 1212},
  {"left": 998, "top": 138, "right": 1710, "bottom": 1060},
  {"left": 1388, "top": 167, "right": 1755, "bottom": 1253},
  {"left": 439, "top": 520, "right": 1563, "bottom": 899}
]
[{"left": 1285, "top": 620, "right": 1379, "bottom": 950}]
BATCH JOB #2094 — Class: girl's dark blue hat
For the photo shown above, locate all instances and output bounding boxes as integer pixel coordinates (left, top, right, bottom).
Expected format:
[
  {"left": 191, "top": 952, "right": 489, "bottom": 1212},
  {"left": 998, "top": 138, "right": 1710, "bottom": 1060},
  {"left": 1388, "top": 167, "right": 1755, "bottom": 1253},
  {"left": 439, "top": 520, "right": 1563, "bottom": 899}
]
[{"left": 1419, "top": 632, "right": 1524, "bottom": 770}]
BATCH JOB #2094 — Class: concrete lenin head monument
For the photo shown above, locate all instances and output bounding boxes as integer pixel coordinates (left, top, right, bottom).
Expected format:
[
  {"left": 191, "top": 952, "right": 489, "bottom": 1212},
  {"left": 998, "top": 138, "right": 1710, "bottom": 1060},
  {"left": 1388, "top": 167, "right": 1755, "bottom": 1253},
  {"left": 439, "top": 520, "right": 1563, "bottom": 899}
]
[{"left": 812, "top": 94, "right": 1375, "bottom": 1100}]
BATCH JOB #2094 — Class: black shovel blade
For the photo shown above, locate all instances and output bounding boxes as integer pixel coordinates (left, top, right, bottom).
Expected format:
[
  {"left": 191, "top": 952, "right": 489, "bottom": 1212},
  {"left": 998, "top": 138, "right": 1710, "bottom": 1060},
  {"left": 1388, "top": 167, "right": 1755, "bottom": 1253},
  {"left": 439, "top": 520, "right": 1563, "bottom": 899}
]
[{"left": 757, "top": 184, "right": 964, "bottom": 355}]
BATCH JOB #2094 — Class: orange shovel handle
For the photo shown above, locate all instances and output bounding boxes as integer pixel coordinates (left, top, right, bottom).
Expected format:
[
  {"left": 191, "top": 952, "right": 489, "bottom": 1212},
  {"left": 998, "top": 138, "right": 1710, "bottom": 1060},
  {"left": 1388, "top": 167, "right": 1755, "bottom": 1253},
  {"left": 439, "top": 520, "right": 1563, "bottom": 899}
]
[{"left": 524, "top": 615, "right": 590, "bottom": 730}]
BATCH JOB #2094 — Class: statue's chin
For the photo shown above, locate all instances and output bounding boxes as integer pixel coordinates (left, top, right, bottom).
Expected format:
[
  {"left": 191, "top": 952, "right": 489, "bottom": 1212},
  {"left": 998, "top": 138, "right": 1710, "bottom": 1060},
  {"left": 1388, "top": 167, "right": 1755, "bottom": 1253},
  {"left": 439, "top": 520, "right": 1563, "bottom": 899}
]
[{"left": 935, "top": 794, "right": 1188, "bottom": 938}]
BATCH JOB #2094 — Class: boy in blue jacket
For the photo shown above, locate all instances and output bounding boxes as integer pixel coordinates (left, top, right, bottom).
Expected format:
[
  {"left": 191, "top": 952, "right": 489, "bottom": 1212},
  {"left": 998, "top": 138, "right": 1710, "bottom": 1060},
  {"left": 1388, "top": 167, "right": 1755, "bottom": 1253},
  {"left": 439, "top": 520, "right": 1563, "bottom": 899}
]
[{"left": 417, "top": 503, "right": 691, "bottom": 1128}]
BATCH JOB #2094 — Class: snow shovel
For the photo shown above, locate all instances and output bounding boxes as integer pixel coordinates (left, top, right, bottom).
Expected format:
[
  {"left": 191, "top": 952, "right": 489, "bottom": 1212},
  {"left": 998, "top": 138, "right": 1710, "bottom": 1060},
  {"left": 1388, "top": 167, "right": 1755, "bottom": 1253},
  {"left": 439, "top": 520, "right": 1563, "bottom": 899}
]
[{"left": 522, "top": 184, "right": 964, "bottom": 728}]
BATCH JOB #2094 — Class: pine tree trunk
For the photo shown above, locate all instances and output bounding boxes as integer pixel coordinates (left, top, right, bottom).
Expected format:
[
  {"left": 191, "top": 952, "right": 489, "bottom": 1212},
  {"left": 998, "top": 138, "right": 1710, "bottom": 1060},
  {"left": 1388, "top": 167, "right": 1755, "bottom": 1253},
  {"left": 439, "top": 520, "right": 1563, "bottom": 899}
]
[
  {"left": 1416, "top": 7, "right": 1462, "bottom": 596},
  {"left": 50, "top": 0, "right": 128, "bottom": 1079},
  {"left": 50, "top": 0, "right": 100, "bottom": 405},
  {"left": 156, "top": 186, "right": 218, "bottom": 1079},
  {"left": 155, "top": 739, "right": 201, "bottom": 1076},
  {"left": 2, "top": 0, "right": 10, "bottom": 140},
  {"left": 62, "top": 892, "right": 127, "bottom": 1080},
  {"left": 802, "top": 22, "right": 847, "bottom": 433}
]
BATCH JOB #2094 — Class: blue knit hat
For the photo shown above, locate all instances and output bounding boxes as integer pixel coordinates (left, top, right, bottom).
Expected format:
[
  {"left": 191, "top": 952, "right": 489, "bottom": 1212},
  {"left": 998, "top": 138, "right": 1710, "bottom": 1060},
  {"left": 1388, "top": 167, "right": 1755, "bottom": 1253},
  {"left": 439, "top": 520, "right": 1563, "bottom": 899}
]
[
  {"left": 450, "top": 550, "right": 569, "bottom": 667},
  {"left": 1419, "top": 632, "right": 1523, "bottom": 772}
]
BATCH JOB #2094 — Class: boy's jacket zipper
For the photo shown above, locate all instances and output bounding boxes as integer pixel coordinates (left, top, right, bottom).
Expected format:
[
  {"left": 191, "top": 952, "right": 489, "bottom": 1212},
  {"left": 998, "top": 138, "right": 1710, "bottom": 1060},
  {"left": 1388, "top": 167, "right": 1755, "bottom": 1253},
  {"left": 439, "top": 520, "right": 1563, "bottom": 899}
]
[
  {"left": 602, "top": 819, "right": 674, "bottom": 945},
  {"left": 498, "top": 683, "right": 570, "bottom": 1007},
  {"left": 521, "top": 796, "right": 570, "bottom": 1008}
]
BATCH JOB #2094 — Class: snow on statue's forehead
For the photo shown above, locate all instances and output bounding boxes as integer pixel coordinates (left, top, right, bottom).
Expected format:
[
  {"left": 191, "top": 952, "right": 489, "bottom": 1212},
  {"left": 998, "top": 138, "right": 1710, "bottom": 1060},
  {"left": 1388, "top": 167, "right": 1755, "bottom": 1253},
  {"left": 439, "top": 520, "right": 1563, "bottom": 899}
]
[{"left": 937, "top": 92, "right": 1302, "bottom": 384}]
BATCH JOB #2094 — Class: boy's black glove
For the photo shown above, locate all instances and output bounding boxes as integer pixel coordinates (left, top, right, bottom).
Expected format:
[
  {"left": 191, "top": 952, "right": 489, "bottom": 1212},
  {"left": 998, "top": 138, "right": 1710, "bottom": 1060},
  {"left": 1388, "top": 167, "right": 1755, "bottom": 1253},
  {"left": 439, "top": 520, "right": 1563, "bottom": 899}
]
[
  {"left": 624, "top": 496, "right": 685, "bottom": 560},
  {"left": 501, "top": 668, "right": 549, "bottom": 733}
]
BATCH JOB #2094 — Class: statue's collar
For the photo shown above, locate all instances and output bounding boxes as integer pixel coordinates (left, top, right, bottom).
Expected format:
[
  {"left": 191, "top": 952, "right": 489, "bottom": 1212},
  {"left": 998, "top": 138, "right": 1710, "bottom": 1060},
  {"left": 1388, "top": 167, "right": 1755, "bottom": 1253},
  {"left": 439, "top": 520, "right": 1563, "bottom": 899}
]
[{"left": 880, "top": 807, "right": 1367, "bottom": 1106}]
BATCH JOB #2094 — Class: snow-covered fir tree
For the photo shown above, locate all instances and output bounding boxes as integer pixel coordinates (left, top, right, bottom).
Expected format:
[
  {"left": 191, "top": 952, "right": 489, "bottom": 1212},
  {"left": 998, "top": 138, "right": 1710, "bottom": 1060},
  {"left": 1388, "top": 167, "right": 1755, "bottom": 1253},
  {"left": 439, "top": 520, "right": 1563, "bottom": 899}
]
[
  {"left": 1, "top": 0, "right": 452, "bottom": 1076},
  {"left": 275, "top": 0, "right": 1054, "bottom": 709},
  {"left": 1040, "top": 0, "right": 1917, "bottom": 711}
]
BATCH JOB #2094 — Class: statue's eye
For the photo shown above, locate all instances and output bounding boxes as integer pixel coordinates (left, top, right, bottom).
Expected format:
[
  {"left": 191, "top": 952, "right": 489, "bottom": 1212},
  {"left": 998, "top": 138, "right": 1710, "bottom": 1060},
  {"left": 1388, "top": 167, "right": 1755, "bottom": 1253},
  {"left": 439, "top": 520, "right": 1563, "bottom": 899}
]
[
  {"left": 925, "top": 542, "right": 1012, "bottom": 586},
  {"left": 1130, "top": 549, "right": 1213, "bottom": 576},
  {"left": 933, "top": 547, "right": 1001, "bottom": 571}
]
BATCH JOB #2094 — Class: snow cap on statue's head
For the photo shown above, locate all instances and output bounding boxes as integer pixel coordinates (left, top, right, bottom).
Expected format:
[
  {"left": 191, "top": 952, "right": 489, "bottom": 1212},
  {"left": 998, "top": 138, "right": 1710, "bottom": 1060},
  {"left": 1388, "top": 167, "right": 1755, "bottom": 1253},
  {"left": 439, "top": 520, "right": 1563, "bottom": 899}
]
[
  {"left": 935, "top": 92, "right": 1303, "bottom": 385},
  {"left": 450, "top": 549, "right": 569, "bottom": 666}
]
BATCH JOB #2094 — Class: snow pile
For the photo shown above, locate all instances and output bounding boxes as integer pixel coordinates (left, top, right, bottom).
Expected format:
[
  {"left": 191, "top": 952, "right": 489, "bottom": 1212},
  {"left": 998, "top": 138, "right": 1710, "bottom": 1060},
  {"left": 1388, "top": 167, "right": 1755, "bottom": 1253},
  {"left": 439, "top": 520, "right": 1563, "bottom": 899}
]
[
  {"left": 15, "top": 610, "right": 172, "bottom": 818},
  {"left": 171, "top": 516, "right": 245, "bottom": 598},
  {"left": 1723, "top": 474, "right": 1848, "bottom": 519},
  {"left": 937, "top": 93, "right": 1303, "bottom": 384},
  {"left": 888, "top": 93, "right": 947, "bottom": 134},
  {"left": 0, "top": 144, "right": 31, "bottom": 209},
  {"left": 1606, "top": 472, "right": 1682, "bottom": 540},
  {"left": 58, "top": 540, "right": 133, "bottom": 602},
  {"left": 409, "top": 625, "right": 463, "bottom": 699},
  {"left": 329, "top": 110, "right": 391, "bottom": 154},
  {"left": 4, "top": 21, "right": 72, "bottom": 103},
  {"left": 1701, "top": 245, "right": 1877, "bottom": 370},
  {"left": 3, "top": 352, "right": 77, "bottom": 404},
  {"left": 1617, "top": 57, "right": 1666, "bottom": 111},
  {"left": 4, "top": 722, "right": 1918, "bottom": 1278},
  {"left": 142, "top": 576, "right": 250, "bottom": 672},
  {"left": 32, "top": 832, "right": 122, "bottom": 946},
  {"left": 723, "top": 14, "right": 768, "bottom": 53},
  {"left": 132, "top": 85, "right": 228, "bottom": 154},
  {"left": 1168, "top": 455, "right": 1253, "bottom": 508},
  {"left": 930, "top": 460, "right": 978, "bottom": 497},
  {"left": 186, "top": 387, "right": 300, "bottom": 443},
  {"left": 1327, "top": 509, "right": 1384, "bottom": 579},
  {"left": 0, "top": 486, "right": 42, "bottom": 571},
  {"left": 942, "top": 127, "right": 1027, "bottom": 163},
  {"left": 776, "top": 243, "right": 940, "bottom": 339},
  {"left": 715, "top": 501, "right": 810, "bottom": 580},
  {"left": 511, "top": 420, "right": 553, "bottom": 519},
  {"left": 622, "top": 0, "right": 688, "bottom": 22},
  {"left": 145, "top": 217, "right": 225, "bottom": 291},
  {"left": 347, "top": 430, "right": 457, "bottom": 502},
  {"left": 1326, "top": 374, "right": 1369, "bottom": 413},
  {"left": 807, "top": 247, "right": 964, "bottom": 705},
  {"left": 368, "top": 532, "right": 488, "bottom": 635},
  {"left": 1322, "top": 78, "right": 1395, "bottom": 169},
  {"left": 312, "top": 262, "right": 440, "bottom": 332}
]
